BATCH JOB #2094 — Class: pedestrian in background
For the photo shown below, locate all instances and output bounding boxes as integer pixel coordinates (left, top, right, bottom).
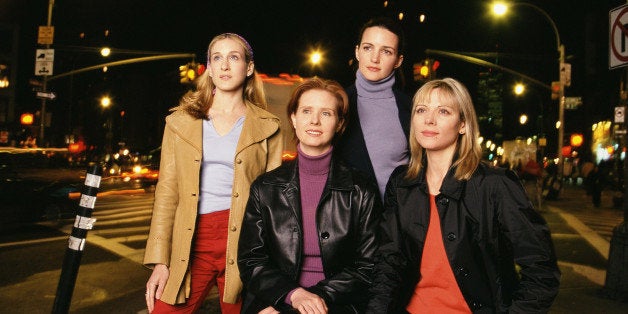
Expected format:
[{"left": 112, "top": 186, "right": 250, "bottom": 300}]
[
  {"left": 239, "top": 78, "right": 382, "bottom": 314},
  {"left": 337, "top": 17, "right": 412, "bottom": 199},
  {"left": 143, "top": 33, "right": 283, "bottom": 313},
  {"left": 368, "top": 78, "right": 560, "bottom": 313}
]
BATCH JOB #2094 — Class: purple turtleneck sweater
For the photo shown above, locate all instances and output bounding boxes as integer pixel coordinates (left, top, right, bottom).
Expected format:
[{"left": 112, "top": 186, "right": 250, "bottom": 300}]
[
  {"left": 356, "top": 70, "right": 409, "bottom": 197},
  {"left": 286, "top": 144, "right": 332, "bottom": 304}
]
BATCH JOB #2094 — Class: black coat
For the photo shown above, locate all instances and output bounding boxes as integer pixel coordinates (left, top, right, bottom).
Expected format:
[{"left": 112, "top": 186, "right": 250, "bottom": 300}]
[
  {"left": 367, "top": 163, "right": 560, "bottom": 313},
  {"left": 336, "top": 84, "right": 412, "bottom": 184},
  {"left": 238, "top": 156, "right": 382, "bottom": 313}
]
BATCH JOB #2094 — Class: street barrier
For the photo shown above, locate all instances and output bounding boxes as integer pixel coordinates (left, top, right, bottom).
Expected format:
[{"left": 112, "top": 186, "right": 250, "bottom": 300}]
[{"left": 52, "top": 164, "right": 102, "bottom": 313}]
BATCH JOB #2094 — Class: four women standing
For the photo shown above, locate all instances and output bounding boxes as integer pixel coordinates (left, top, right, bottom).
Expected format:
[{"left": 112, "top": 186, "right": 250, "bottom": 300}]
[{"left": 144, "top": 23, "right": 559, "bottom": 314}]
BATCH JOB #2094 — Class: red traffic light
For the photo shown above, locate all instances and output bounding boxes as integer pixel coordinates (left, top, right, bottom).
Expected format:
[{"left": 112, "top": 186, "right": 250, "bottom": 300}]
[
  {"left": 21, "top": 113, "right": 34, "bottom": 125},
  {"left": 432, "top": 60, "right": 440, "bottom": 71},
  {"left": 196, "top": 64, "right": 206, "bottom": 76}
]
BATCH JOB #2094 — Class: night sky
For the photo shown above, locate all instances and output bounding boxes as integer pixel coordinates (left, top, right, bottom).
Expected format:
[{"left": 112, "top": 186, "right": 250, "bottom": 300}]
[{"left": 2, "top": 0, "right": 625, "bottom": 153}]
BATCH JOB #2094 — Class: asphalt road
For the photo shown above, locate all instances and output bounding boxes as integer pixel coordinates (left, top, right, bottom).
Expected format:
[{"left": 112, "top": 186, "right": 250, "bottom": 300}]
[{"left": 1, "top": 170, "right": 626, "bottom": 313}]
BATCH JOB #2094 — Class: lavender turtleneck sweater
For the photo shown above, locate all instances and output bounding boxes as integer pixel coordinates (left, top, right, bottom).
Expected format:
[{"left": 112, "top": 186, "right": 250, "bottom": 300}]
[{"left": 356, "top": 70, "right": 409, "bottom": 197}]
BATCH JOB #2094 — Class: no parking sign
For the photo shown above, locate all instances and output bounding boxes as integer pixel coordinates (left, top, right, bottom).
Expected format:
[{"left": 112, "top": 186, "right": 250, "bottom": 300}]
[{"left": 610, "top": 4, "right": 628, "bottom": 69}]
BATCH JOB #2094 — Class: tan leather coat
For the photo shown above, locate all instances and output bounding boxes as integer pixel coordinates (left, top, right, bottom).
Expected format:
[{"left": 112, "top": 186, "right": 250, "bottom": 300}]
[{"left": 143, "top": 102, "right": 283, "bottom": 305}]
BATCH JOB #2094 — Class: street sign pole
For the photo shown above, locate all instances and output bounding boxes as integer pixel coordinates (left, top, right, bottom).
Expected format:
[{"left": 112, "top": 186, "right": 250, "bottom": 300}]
[
  {"left": 38, "top": 0, "right": 54, "bottom": 146},
  {"left": 603, "top": 70, "right": 628, "bottom": 302}
]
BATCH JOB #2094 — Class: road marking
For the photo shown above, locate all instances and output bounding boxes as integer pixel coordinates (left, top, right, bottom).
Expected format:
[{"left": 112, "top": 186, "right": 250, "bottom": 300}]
[
  {"left": 0, "top": 235, "right": 68, "bottom": 248},
  {"left": 557, "top": 261, "right": 606, "bottom": 286},
  {"left": 548, "top": 205, "right": 610, "bottom": 259}
]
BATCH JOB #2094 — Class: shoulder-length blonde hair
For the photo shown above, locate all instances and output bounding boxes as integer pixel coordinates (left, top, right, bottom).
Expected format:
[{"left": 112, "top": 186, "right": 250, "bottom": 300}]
[
  {"left": 173, "top": 33, "right": 267, "bottom": 119},
  {"left": 406, "top": 78, "right": 482, "bottom": 180}
]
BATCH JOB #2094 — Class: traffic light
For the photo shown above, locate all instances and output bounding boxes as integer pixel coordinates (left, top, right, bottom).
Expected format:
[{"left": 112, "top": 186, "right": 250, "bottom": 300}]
[
  {"left": 20, "top": 113, "right": 34, "bottom": 125},
  {"left": 413, "top": 59, "right": 439, "bottom": 82},
  {"left": 551, "top": 81, "right": 560, "bottom": 100},
  {"left": 570, "top": 133, "right": 583, "bottom": 147},
  {"left": 180, "top": 62, "right": 205, "bottom": 84}
]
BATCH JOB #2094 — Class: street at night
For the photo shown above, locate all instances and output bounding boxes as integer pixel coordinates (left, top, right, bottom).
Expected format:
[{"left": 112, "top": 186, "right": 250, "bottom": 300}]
[
  {"left": 2, "top": 0, "right": 628, "bottom": 313},
  {"left": 0, "top": 172, "right": 626, "bottom": 313}
]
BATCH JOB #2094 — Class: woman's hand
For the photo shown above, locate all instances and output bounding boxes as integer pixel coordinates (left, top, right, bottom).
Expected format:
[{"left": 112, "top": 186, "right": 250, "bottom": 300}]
[
  {"left": 290, "top": 288, "right": 328, "bottom": 314},
  {"left": 145, "top": 263, "right": 169, "bottom": 313},
  {"left": 258, "top": 306, "right": 280, "bottom": 314}
]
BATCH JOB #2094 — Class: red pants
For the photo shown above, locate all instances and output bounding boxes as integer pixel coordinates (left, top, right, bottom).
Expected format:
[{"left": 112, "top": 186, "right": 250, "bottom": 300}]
[{"left": 153, "top": 210, "right": 242, "bottom": 314}]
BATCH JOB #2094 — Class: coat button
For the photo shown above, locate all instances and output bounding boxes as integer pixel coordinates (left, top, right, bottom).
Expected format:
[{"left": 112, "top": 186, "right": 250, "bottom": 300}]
[
  {"left": 192, "top": 193, "right": 197, "bottom": 196},
  {"left": 447, "top": 232, "right": 456, "bottom": 241},
  {"left": 236, "top": 158, "right": 242, "bottom": 164},
  {"left": 231, "top": 225, "right": 237, "bottom": 232},
  {"left": 233, "top": 192, "right": 239, "bottom": 198},
  {"left": 228, "top": 259, "right": 235, "bottom": 265},
  {"left": 321, "top": 232, "right": 330, "bottom": 239},
  {"left": 457, "top": 266, "right": 469, "bottom": 277}
]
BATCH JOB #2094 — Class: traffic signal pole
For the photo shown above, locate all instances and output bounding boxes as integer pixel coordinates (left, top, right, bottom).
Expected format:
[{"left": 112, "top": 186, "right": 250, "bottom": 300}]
[{"left": 603, "top": 67, "right": 628, "bottom": 302}]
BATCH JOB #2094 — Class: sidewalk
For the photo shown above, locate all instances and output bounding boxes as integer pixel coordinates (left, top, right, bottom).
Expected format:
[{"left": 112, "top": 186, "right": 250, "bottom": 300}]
[{"left": 538, "top": 183, "right": 627, "bottom": 313}]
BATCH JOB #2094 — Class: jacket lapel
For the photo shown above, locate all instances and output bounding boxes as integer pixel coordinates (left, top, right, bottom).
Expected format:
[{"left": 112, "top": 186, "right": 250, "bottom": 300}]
[
  {"left": 167, "top": 112, "right": 202, "bottom": 152},
  {"left": 236, "top": 103, "right": 280, "bottom": 155}
]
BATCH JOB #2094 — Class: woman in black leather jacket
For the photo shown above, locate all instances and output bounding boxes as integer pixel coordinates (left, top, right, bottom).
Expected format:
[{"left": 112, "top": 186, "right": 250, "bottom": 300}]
[
  {"left": 239, "top": 78, "right": 382, "bottom": 314},
  {"left": 367, "top": 78, "right": 560, "bottom": 313}
]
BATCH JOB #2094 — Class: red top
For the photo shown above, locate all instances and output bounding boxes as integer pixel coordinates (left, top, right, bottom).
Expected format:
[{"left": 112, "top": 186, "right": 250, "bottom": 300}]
[{"left": 405, "top": 195, "right": 471, "bottom": 313}]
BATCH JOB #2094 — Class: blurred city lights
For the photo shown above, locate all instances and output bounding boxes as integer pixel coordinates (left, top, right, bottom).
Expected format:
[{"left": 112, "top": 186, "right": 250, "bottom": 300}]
[
  {"left": 309, "top": 51, "right": 322, "bottom": 66},
  {"left": 492, "top": 2, "right": 508, "bottom": 16},
  {"left": 100, "top": 47, "right": 111, "bottom": 57},
  {"left": 514, "top": 83, "right": 525, "bottom": 95},
  {"left": 100, "top": 96, "right": 111, "bottom": 108}
]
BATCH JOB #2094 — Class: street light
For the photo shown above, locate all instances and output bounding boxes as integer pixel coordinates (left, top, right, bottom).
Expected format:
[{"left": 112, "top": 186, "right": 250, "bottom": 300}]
[
  {"left": 514, "top": 82, "right": 547, "bottom": 161},
  {"left": 492, "top": 1, "right": 566, "bottom": 176},
  {"left": 100, "top": 96, "right": 113, "bottom": 154}
]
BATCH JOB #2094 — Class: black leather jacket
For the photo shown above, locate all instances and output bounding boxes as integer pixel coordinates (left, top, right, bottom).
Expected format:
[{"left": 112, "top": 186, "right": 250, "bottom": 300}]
[
  {"left": 367, "top": 163, "right": 560, "bottom": 313},
  {"left": 238, "top": 156, "right": 382, "bottom": 313}
]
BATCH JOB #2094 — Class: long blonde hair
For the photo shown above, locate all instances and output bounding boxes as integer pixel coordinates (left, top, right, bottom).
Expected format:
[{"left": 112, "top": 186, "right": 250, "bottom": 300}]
[
  {"left": 173, "top": 33, "right": 267, "bottom": 119},
  {"left": 406, "top": 78, "right": 482, "bottom": 180}
]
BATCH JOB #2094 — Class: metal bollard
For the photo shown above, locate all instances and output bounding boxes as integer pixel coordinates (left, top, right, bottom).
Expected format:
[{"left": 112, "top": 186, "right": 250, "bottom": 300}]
[{"left": 52, "top": 164, "right": 102, "bottom": 314}]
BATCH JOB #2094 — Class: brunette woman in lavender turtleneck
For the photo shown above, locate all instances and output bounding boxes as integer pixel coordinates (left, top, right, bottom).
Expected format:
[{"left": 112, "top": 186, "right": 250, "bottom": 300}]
[
  {"left": 337, "top": 17, "right": 412, "bottom": 200},
  {"left": 239, "top": 78, "right": 382, "bottom": 314}
]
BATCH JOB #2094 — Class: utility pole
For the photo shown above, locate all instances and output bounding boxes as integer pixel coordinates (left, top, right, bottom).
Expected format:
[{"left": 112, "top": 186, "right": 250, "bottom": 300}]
[
  {"left": 603, "top": 66, "right": 628, "bottom": 302},
  {"left": 557, "top": 44, "right": 566, "bottom": 179},
  {"left": 38, "top": 0, "right": 54, "bottom": 146}
]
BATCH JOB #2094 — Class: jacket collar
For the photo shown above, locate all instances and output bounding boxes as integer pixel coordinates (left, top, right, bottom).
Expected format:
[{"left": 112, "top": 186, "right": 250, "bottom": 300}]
[
  {"left": 262, "top": 154, "right": 354, "bottom": 192},
  {"left": 166, "top": 101, "right": 280, "bottom": 153},
  {"left": 399, "top": 165, "right": 466, "bottom": 201}
]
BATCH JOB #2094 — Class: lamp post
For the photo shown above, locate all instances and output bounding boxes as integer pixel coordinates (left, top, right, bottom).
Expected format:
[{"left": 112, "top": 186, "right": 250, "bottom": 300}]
[{"left": 492, "top": 2, "right": 565, "bottom": 176}]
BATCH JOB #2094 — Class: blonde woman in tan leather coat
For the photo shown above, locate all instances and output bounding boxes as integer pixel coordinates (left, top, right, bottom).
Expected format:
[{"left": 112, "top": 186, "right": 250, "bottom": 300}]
[{"left": 143, "top": 33, "right": 283, "bottom": 313}]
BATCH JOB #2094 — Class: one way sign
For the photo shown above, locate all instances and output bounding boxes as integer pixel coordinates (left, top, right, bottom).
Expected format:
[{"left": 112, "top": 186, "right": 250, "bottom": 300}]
[{"left": 36, "top": 91, "right": 57, "bottom": 100}]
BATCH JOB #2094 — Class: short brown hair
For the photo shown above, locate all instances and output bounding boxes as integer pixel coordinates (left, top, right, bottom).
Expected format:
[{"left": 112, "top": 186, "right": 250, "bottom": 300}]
[{"left": 286, "top": 77, "right": 349, "bottom": 139}]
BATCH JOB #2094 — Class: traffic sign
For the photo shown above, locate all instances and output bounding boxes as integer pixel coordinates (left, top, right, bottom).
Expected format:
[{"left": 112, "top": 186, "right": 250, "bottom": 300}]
[
  {"left": 37, "top": 26, "right": 54, "bottom": 45},
  {"left": 564, "top": 97, "right": 582, "bottom": 110},
  {"left": 615, "top": 106, "right": 625, "bottom": 123},
  {"left": 35, "top": 49, "right": 54, "bottom": 76},
  {"left": 610, "top": 4, "right": 628, "bottom": 69},
  {"left": 36, "top": 91, "right": 57, "bottom": 100}
]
